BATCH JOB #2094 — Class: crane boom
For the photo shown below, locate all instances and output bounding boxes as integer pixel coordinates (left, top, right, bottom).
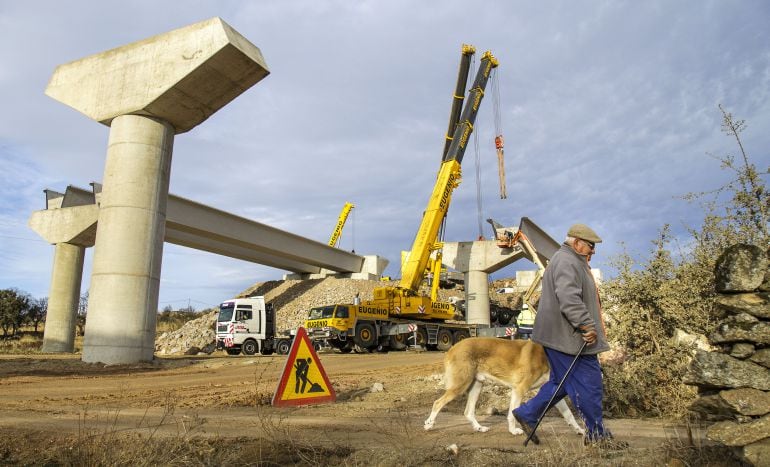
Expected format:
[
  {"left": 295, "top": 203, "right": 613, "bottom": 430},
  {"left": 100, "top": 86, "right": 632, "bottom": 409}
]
[
  {"left": 442, "top": 44, "right": 475, "bottom": 160},
  {"left": 399, "top": 51, "right": 498, "bottom": 295},
  {"left": 328, "top": 202, "right": 355, "bottom": 247}
]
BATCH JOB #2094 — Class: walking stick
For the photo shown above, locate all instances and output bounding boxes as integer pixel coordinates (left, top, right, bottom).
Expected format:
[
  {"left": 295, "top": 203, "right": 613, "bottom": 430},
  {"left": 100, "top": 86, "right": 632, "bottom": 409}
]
[{"left": 524, "top": 340, "right": 588, "bottom": 446}]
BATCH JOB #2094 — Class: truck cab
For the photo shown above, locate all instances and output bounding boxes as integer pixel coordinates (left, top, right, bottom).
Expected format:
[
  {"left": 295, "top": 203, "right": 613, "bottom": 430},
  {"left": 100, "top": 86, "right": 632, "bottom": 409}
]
[
  {"left": 216, "top": 297, "right": 282, "bottom": 355},
  {"left": 305, "top": 304, "right": 356, "bottom": 352}
]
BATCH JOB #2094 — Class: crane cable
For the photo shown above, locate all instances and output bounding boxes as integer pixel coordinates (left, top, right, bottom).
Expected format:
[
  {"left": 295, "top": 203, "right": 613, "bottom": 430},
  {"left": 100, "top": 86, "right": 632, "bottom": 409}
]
[
  {"left": 350, "top": 207, "right": 356, "bottom": 254},
  {"left": 492, "top": 69, "right": 507, "bottom": 199},
  {"left": 473, "top": 111, "right": 484, "bottom": 240},
  {"left": 470, "top": 55, "right": 485, "bottom": 240}
]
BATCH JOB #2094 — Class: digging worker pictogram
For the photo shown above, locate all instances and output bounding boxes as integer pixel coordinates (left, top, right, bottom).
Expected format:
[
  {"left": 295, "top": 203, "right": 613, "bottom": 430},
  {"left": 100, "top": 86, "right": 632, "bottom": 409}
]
[{"left": 293, "top": 357, "right": 324, "bottom": 394}]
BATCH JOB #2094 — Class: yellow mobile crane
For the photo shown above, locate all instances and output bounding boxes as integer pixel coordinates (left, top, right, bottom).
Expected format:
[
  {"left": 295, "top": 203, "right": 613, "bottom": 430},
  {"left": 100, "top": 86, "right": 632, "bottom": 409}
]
[
  {"left": 328, "top": 202, "right": 354, "bottom": 248},
  {"left": 305, "top": 47, "right": 499, "bottom": 352}
]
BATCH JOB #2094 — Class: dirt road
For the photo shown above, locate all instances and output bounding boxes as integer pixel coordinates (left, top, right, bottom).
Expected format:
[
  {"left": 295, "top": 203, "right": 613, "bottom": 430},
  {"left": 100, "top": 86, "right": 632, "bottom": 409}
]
[{"left": 0, "top": 351, "right": 716, "bottom": 465}]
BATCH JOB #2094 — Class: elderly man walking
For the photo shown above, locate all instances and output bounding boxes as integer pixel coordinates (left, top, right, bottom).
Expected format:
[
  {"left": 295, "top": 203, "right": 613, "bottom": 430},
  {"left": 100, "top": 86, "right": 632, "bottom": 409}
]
[{"left": 512, "top": 223, "right": 626, "bottom": 449}]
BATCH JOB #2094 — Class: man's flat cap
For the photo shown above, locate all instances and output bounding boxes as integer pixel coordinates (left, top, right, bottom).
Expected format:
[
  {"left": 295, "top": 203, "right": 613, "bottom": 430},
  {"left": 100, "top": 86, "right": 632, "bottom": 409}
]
[{"left": 567, "top": 224, "right": 602, "bottom": 243}]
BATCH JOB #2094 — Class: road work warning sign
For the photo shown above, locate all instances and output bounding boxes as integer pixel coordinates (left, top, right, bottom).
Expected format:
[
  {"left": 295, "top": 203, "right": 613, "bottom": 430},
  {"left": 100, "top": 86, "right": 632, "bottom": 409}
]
[{"left": 272, "top": 327, "right": 336, "bottom": 407}]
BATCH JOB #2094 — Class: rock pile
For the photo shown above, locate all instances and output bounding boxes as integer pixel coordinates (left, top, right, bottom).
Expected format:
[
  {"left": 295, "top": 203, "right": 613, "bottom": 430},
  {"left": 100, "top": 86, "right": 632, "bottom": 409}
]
[
  {"left": 155, "top": 310, "right": 218, "bottom": 355},
  {"left": 685, "top": 243, "right": 770, "bottom": 466}
]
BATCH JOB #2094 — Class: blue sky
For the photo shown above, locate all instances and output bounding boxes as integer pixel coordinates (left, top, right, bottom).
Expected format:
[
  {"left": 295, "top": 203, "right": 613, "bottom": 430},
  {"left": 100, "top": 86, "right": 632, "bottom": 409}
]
[{"left": 1, "top": 1, "right": 769, "bottom": 310}]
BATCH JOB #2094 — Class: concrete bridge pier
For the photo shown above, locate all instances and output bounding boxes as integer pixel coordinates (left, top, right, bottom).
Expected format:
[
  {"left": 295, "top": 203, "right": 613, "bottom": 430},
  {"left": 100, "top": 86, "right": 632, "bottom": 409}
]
[
  {"left": 29, "top": 187, "right": 99, "bottom": 352},
  {"left": 82, "top": 116, "right": 174, "bottom": 363},
  {"left": 41, "top": 242, "right": 85, "bottom": 352},
  {"left": 443, "top": 218, "right": 560, "bottom": 326},
  {"left": 44, "top": 17, "right": 269, "bottom": 363},
  {"left": 464, "top": 269, "right": 492, "bottom": 325},
  {"left": 442, "top": 240, "right": 526, "bottom": 326}
]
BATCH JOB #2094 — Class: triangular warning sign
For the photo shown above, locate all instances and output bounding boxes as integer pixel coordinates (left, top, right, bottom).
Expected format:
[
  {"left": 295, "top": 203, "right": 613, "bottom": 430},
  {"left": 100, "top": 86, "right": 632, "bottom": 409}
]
[{"left": 272, "top": 327, "right": 336, "bottom": 407}]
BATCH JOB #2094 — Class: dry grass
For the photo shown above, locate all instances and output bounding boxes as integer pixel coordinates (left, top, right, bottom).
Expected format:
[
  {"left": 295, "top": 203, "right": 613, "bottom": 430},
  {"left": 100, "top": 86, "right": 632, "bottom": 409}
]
[{"left": 0, "top": 330, "right": 43, "bottom": 354}]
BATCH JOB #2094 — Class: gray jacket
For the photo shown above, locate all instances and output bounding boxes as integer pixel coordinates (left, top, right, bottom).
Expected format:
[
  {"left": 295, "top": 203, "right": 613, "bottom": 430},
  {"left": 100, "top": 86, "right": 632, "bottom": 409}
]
[{"left": 532, "top": 243, "right": 609, "bottom": 355}]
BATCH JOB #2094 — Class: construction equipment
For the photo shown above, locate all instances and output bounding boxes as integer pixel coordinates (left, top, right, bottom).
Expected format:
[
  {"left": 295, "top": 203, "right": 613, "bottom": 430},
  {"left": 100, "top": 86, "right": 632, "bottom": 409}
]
[
  {"left": 328, "top": 202, "right": 354, "bottom": 248},
  {"left": 305, "top": 47, "right": 499, "bottom": 353},
  {"left": 487, "top": 217, "right": 559, "bottom": 312}
]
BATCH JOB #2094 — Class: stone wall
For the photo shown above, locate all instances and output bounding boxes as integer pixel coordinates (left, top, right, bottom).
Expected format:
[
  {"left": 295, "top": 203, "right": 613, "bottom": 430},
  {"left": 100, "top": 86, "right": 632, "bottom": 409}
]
[{"left": 684, "top": 243, "right": 770, "bottom": 466}]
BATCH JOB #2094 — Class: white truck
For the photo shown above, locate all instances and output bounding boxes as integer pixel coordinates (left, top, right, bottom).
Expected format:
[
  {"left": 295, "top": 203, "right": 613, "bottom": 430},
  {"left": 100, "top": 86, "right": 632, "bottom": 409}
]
[{"left": 215, "top": 297, "right": 294, "bottom": 356}]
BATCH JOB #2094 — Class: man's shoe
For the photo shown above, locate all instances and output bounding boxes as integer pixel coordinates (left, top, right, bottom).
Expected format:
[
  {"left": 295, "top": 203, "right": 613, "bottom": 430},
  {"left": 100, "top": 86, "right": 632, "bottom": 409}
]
[{"left": 512, "top": 411, "right": 540, "bottom": 445}]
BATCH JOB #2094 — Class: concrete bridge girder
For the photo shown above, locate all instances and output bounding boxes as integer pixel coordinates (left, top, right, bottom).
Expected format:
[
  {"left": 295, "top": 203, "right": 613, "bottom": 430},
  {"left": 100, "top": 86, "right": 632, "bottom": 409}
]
[
  {"left": 29, "top": 182, "right": 382, "bottom": 354},
  {"left": 31, "top": 184, "right": 370, "bottom": 274}
]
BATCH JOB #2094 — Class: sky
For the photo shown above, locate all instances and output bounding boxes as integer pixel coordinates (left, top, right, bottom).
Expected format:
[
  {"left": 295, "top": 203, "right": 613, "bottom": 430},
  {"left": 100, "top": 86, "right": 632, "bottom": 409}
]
[{"left": 1, "top": 1, "right": 769, "bottom": 311}]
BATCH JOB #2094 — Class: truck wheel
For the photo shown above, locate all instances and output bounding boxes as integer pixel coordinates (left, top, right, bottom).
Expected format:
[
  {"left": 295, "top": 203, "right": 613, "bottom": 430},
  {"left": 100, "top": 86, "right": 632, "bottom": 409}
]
[
  {"left": 389, "top": 334, "right": 407, "bottom": 351},
  {"left": 498, "top": 309, "right": 512, "bottom": 325},
  {"left": 276, "top": 340, "right": 291, "bottom": 355},
  {"left": 354, "top": 322, "right": 376, "bottom": 350},
  {"left": 242, "top": 339, "right": 258, "bottom": 355},
  {"left": 225, "top": 348, "right": 241, "bottom": 356},
  {"left": 453, "top": 329, "right": 470, "bottom": 344},
  {"left": 436, "top": 329, "right": 453, "bottom": 351}
]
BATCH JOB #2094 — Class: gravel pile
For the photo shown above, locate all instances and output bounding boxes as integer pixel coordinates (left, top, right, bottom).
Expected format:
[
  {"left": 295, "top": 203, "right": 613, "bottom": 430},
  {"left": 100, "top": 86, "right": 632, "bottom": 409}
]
[{"left": 155, "top": 310, "right": 218, "bottom": 355}]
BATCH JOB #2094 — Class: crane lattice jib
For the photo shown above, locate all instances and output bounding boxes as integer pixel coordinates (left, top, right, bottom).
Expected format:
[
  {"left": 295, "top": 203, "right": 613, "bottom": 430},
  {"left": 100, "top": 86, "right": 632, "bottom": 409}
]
[{"left": 399, "top": 51, "right": 498, "bottom": 293}]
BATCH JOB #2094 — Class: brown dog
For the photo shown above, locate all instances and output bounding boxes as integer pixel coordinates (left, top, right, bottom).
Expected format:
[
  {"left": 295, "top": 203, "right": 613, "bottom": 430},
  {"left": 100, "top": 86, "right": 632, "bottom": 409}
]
[{"left": 424, "top": 337, "right": 585, "bottom": 436}]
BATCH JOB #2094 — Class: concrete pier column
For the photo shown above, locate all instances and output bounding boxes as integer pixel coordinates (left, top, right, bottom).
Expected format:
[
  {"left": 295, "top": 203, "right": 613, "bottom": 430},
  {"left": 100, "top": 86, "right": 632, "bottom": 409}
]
[
  {"left": 41, "top": 242, "right": 85, "bottom": 352},
  {"left": 82, "top": 115, "right": 173, "bottom": 363},
  {"left": 465, "top": 270, "right": 491, "bottom": 325}
]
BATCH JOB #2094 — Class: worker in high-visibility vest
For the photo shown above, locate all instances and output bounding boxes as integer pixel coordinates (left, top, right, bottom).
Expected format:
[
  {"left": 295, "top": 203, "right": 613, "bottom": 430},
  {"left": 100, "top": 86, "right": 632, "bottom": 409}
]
[{"left": 516, "top": 303, "right": 536, "bottom": 339}]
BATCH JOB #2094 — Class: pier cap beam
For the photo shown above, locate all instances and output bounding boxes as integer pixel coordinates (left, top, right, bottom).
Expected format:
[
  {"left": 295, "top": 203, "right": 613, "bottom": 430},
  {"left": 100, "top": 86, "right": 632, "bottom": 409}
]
[{"left": 45, "top": 17, "right": 269, "bottom": 134}]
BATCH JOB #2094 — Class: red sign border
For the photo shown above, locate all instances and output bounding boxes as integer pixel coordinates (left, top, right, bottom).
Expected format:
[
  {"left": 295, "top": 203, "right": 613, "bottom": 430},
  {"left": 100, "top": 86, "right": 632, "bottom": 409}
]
[{"left": 271, "top": 327, "right": 336, "bottom": 407}]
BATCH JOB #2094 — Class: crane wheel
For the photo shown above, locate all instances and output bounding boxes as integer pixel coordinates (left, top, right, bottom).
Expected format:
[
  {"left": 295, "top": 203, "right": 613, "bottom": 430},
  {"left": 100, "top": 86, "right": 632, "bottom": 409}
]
[
  {"left": 452, "top": 329, "right": 470, "bottom": 344},
  {"left": 389, "top": 334, "right": 407, "bottom": 351},
  {"left": 354, "top": 322, "right": 377, "bottom": 350},
  {"left": 436, "top": 329, "right": 453, "bottom": 351}
]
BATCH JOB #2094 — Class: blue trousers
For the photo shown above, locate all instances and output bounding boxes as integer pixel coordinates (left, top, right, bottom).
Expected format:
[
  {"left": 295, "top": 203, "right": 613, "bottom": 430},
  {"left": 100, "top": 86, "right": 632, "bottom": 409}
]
[{"left": 513, "top": 347, "right": 609, "bottom": 440}]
